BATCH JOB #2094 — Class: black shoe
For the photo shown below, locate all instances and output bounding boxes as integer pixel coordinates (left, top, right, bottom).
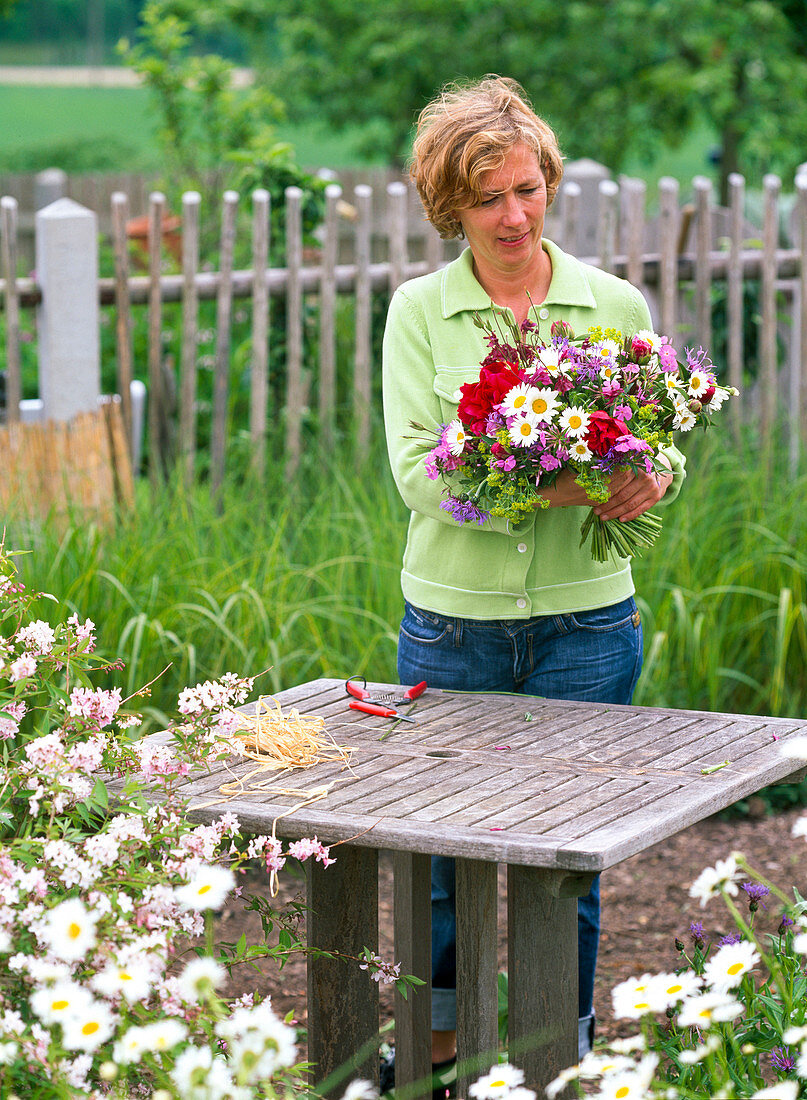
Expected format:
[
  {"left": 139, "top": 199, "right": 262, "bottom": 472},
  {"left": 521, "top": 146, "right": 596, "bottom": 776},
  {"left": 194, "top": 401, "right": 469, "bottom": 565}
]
[{"left": 379, "top": 1049, "right": 457, "bottom": 1099}]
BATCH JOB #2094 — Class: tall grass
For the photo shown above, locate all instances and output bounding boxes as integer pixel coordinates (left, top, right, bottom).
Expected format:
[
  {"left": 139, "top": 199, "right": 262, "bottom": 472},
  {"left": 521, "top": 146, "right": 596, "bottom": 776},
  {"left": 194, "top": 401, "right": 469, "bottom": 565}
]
[{"left": 5, "top": 431, "right": 807, "bottom": 733}]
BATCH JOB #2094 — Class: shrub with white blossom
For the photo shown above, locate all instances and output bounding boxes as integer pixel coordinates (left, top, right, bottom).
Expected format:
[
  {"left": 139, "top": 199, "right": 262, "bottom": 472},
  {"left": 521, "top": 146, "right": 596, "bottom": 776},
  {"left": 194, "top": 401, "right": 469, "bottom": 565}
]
[{"left": 0, "top": 544, "right": 408, "bottom": 1098}]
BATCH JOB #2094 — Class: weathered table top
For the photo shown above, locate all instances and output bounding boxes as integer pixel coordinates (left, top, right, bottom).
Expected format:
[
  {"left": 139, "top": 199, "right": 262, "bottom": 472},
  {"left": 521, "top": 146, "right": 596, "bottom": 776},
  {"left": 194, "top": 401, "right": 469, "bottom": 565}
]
[{"left": 180, "top": 676, "right": 806, "bottom": 870}]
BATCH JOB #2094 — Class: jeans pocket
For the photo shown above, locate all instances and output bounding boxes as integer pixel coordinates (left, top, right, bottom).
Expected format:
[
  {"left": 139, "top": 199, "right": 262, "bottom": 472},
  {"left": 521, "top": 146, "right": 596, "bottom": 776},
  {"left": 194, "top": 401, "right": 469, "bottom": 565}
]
[
  {"left": 399, "top": 602, "right": 453, "bottom": 646},
  {"left": 565, "top": 597, "right": 640, "bottom": 634}
]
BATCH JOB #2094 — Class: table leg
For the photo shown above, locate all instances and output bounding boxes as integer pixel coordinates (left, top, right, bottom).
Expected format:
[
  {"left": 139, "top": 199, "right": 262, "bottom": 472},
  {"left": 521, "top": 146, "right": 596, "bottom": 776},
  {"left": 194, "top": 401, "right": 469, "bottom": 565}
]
[
  {"left": 507, "top": 867, "right": 595, "bottom": 1095},
  {"left": 393, "top": 851, "right": 432, "bottom": 1097},
  {"left": 307, "top": 845, "right": 380, "bottom": 1094},
  {"left": 456, "top": 858, "right": 499, "bottom": 1100}
]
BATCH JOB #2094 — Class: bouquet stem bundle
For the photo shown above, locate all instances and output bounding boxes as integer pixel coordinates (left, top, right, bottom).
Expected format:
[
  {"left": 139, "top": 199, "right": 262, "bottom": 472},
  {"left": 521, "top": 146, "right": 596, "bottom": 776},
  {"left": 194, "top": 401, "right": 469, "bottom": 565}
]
[{"left": 580, "top": 507, "right": 663, "bottom": 562}]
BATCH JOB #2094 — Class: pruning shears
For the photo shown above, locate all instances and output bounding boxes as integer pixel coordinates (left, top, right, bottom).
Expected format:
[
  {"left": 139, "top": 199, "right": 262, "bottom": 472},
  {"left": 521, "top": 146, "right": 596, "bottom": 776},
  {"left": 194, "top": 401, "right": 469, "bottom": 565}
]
[{"left": 345, "top": 676, "right": 427, "bottom": 723}]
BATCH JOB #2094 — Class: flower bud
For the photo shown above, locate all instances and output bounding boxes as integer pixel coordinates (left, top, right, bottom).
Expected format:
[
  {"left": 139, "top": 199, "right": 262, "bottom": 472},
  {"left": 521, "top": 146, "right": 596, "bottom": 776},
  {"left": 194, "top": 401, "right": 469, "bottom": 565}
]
[
  {"left": 99, "top": 1063, "right": 118, "bottom": 1082},
  {"left": 687, "top": 399, "right": 702, "bottom": 415},
  {"left": 550, "top": 319, "right": 574, "bottom": 340}
]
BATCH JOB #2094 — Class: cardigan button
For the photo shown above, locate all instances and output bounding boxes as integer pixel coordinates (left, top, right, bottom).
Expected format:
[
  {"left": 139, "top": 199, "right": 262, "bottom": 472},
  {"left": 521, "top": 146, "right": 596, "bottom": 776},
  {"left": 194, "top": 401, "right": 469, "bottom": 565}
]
[
  {"left": 539, "top": 308, "right": 549, "bottom": 320},
  {"left": 516, "top": 598, "right": 527, "bottom": 609},
  {"left": 517, "top": 542, "right": 527, "bottom": 553}
]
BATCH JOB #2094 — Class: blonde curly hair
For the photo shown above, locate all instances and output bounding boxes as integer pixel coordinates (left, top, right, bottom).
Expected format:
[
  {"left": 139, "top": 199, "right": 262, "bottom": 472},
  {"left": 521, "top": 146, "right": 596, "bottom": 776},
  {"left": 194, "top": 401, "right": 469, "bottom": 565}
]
[{"left": 410, "top": 76, "right": 564, "bottom": 240}]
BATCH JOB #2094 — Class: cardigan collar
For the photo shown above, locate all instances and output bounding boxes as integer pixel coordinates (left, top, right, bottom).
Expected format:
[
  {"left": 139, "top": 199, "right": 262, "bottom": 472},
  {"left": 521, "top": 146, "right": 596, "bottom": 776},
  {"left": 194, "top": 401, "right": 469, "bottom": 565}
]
[{"left": 440, "top": 238, "right": 598, "bottom": 319}]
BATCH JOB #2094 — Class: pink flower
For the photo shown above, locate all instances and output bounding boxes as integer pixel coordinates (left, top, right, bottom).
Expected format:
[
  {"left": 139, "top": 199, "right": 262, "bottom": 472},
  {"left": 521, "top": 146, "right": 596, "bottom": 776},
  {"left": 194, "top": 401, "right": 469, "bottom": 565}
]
[
  {"left": 68, "top": 687, "right": 122, "bottom": 728},
  {"left": 614, "top": 404, "right": 632, "bottom": 420},
  {"left": 15, "top": 620, "right": 56, "bottom": 656},
  {"left": 9, "top": 653, "right": 37, "bottom": 681},
  {"left": 658, "top": 340, "right": 678, "bottom": 371},
  {"left": 287, "top": 837, "right": 335, "bottom": 867}
]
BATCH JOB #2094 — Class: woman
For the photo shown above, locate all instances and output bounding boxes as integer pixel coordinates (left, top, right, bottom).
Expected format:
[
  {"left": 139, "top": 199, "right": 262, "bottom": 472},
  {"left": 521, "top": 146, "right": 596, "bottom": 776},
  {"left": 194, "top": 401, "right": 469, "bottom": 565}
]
[{"left": 382, "top": 77, "right": 685, "bottom": 1069}]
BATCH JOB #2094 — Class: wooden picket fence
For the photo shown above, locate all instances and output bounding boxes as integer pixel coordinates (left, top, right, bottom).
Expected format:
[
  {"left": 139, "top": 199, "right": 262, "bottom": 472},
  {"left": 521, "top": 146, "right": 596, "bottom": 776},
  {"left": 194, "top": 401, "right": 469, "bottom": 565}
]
[{"left": 2, "top": 168, "right": 807, "bottom": 492}]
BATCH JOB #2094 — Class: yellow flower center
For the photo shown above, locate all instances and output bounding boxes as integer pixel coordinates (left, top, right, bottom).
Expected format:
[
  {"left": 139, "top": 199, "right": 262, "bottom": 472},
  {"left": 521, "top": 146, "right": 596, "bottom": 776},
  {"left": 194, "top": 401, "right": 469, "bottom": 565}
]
[
  {"left": 198, "top": 884, "right": 212, "bottom": 895},
  {"left": 513, "top": 395, "right": 527, "bottom": 408},
  {"left": 519, "top": 423, "right": 532, "bottom": 437},
  {"left": 489, "top": 1082, "right": 506, "bottom": 1089},
  {"left": 52, "top": 999, "right": 69, "bottom": 1011},
  {"left": 82, "top": 1021, "right": 100, "bottom": 1036},
  {"left": 532, "top": 398, "right": 548, "bottom": 415},
  {"left": 120, "top": 971, "right": 132, "bottom": 981},
  {"left": 68, "top": 922, "right": 82, "bottom": 939},
  {"left": 727, "top": 962, "right": 744, "bottom": 975},
  {"left": 568, "top": 415, "right": 582, "bottom": 429},
  {"left": 667, "top": 983, "right": 683, "bottom": 994},
  {"left": 634, "top": 1002, "right": 649, "bottom": 1010},
  {"left": 616, "top": 1089, "right": 630, "bottom": 1099}
]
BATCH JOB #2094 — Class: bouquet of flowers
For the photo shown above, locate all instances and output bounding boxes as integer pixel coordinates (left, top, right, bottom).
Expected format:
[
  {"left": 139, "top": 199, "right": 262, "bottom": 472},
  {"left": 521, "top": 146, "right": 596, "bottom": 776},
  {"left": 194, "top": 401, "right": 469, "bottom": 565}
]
[{"left": 417, "top": 314, "right": 738, "bottom": 561}]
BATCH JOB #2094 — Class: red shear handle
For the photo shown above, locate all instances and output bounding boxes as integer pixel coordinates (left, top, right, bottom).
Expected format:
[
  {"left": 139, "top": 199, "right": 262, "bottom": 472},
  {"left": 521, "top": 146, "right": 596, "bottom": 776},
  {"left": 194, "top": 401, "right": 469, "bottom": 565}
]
[
  {"left": 349, "top": 700, "right": 399, "bottom": 718},
  {"left": 403, "top": 680, "right": 427, "bottom": 701},
  {"left": 345, "top": 677, "right": 370, "bottom": 700}
]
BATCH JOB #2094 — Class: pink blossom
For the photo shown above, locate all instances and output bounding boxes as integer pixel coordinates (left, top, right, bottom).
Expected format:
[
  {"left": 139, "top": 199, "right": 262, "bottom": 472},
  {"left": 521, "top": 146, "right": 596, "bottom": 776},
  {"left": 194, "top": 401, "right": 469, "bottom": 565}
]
[
  {"left": 9, "top": 653, "right": 37, "bottom": 681},
  {"left": 67, "top": 736, "right": 107, "bottom": 773},
  {"left": 134, "top": 742, "right": 190, "bottom": 780},
  {"left": 67, "top": 614, "right": 96, "bottom": 649},
  {"left": 496, "top": 456, "right": 517, "bottom": 472},
  {"left": 67, "top": 686, "right": 122, "bottom": 728},
  {"left": 658, "top": 340, "right": 678, "bottom": 370},
  {"left": 287, "top": 836, "right": 335, "bottom": 867},
  {"left": 15, "top": 620, "right": 56, "bottom": 656},
  {"left": 602, "top": 379, "right": 623, "bottom": 398},
  {"left": 25, "top": 732, "right": 66, "bottom": 770},
  {"left": 614, "top": 404, "right": 632, "bottom": 420}
]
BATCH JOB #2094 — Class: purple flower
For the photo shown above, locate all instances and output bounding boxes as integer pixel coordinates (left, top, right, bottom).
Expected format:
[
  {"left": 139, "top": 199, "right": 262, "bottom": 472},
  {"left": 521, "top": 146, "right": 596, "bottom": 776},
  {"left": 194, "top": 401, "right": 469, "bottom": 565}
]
[
  {"left": 740, "top": 881, "right": 770, "bottom": 911},
  {"left": 779, "top": 914, "right": 795, "bottom": 935},
  {"left": 540, "top": 453, "right": 561, "bottom": 471},
  {"left": 717, "top": 931, "right": 743, "bottom": 946},
  {"left": 689, "top": 921, "right": 706, "bottom": 949},
  {"left": 614, "top": 404, "right": 633, "bottom": 420},
  {"left": 439, "top": 497, "right": 488, "bottom": 526},
  {"left": 770, "top": 1047, "right": 797, "bottom": 1074},
  {"left": 611, "top": 434, "right": 652, "bottom": 455}
]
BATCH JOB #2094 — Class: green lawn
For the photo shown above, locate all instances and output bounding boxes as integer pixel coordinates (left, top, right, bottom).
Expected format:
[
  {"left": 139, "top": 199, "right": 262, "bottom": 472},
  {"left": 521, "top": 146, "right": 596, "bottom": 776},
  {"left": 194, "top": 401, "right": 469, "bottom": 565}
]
[
  {"left": 0, "top": 84, "right": 387, "bottom": 173},
  {"left": 0, "top": 81, "right": 714, "bottom": 181}
]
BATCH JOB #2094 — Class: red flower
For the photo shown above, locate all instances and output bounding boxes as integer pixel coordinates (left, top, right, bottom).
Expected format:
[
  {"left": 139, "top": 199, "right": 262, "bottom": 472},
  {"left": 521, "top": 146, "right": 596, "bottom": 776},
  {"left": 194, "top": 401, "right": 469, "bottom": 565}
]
[
  {"left": 584, "top": 411, "right": 629, "bottom": 456},
  {"left": 457, "top": 360, "right": 522, "bottom": 433},
  {"left": 630, "top": 335, "right": 653, "bottom": 361}
]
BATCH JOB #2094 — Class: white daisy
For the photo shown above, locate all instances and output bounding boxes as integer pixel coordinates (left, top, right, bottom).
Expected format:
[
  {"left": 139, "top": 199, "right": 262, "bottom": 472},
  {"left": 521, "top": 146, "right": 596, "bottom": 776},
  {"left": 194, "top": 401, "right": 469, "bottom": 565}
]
[
  {"left": 341, "top": 1082, "right": 378, "bottom": 1100},
  {"left": 91, "top": 960, "right": 151, "bottom": 1003},
  {"left": 634, "top": 330, "right": 664, "bottom": 352},
  {"left": 526, "top": 388, "right": 560, "bottom": 422},
  {"left": 138, "top": 1017, "right": 189, "bottom": 1054},
  {"left": 171, "top": 1046, "right": 235, "bottom": 1098},
  {"left": 30, "top": 980, "right": 93, "bottom": 1026},
  {"left": 664, "top": 372, "right": 683, "bottom": 393},
  {"left": 677, "top": 990, "right": 743, "bottom": 1028},
  {"left": 40, "top": 897, "right": 99, "bottom": 961},
  {"left": 612, "top": 974, "right": 667, "bottom": 1020},
  {"left": 781, "top": 736, "right": 807, "bottom": 760},
  {"left": 569, "top": 439, "right": 593, "bottom": 463},
  {"left": 178, "top": 956, "right": 227, "bottom": 1003},
  {"left": 679, "top": 1035, "right": 721, "bottom": 1064},
  {"left": 0, "top": 1040, "right": 16, "bottom": 1065},
  {"left": 537, "top": 346, "right": 566, "bottom": 375},
  {"left": 792, "top": 930, "right": 807, "bottom": 954},
  {"left": 215, "top": 1001, "right": 297, "bottom": 1073},
  {"left": 652, "top": 970, "right": 702, "bottom": 1008},
  {"left": 751, "top": 1084, "right": 799, "bottom": 1100},
  {"left": 596, "top": 1055, "right": 658, "bottom": 1100},
  {"left": 500, "top": 383, "right": 536, "bottom": 417},
  {"left": 113, "top": 1024, "right": 150, "bottom": 1065},
  {"left": 507, "top": 413, "right": 541, "bottom": 448},
  {"left": 444, "top": 419, "right": 468, "bottom": 456},
  {"left": 687, "top": 369, "right": 713, "bottom": 397},
  {"left": 559, "top": 406, "right": 590, "bottom": 438},
  {"left": 61, "top": 999, "right": 116, "bottom": 1052},
  {"left": 468, "top": 1062, "right": 524, "bottom": 1099},
  {"left": 702, "top": 939, "right": 760, "bottom": 991},
  {"left": 672, "top": 409, "right": 697, "bottom": 431},
  {"left": 689, "top": 854, "right": 743, "bottom": 907},
  {"left": 596, "top": 339, "right": 621, "bottom": 361},
  {"left": 175, "top": 863, "right": 235, "bottom": 911}
]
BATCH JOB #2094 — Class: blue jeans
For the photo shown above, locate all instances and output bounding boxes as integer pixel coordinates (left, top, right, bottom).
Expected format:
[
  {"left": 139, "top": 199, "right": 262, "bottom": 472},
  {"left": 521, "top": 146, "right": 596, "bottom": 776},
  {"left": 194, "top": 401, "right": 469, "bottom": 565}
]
[{"left": 397, "top": 596, "right": 643, "bottom": 1031}]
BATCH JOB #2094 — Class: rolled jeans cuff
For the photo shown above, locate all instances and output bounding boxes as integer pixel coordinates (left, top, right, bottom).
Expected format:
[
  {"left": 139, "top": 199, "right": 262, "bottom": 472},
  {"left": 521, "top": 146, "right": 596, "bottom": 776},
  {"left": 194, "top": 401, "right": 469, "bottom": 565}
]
[{"left": 431, "top": 987, "right": 457, "bottom": 1031}]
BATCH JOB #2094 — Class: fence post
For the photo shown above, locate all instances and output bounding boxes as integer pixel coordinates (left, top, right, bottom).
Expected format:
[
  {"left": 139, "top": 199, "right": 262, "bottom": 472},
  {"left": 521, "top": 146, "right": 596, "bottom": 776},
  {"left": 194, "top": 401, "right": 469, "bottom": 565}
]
[
  {"left": 760, "top": 173, "right": 781, "bottom": 449},
  {"left": 35, "top": 198, "right": 100, "bottom": 422},
  {"left": 563, "top": 159, "right": 611, "bottom": 258},
  {"left": 727, "top": 173, "right": 745, "bottom": 438},
  {"left": 797, "top": 170, "right": 807, "bottom": 465},
  {"left": 692, "top": 176, "right": 713, "bottom": 352},
  {"left": 658, "top": 178, "right": 680, "bottom": 343}
]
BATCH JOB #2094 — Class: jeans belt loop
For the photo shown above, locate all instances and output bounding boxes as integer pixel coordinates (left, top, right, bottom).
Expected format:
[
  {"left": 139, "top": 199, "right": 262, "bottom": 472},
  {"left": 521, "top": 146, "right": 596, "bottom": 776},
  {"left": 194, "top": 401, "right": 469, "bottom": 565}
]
[{"left": 452, "top": 616, "right": 463, "bottom": 647}]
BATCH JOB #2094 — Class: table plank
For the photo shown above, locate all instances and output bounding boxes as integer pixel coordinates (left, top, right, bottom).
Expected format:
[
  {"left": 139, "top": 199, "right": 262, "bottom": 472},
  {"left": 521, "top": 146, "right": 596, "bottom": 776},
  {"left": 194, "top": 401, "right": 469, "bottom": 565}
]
[{"left": 456, "top": 858, "right": 499, "bottom": 1099}]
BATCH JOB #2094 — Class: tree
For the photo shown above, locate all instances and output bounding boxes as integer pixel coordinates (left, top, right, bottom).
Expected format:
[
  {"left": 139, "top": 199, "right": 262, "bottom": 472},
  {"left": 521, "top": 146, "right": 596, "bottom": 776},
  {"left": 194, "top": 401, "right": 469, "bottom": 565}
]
[{"left": 265, "top": 0, "right": 807, "bottom": 196}]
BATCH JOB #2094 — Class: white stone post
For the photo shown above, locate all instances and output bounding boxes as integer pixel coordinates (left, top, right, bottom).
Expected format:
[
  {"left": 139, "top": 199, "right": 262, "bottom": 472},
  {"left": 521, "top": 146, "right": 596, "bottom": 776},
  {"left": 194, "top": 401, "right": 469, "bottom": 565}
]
[{"left": 35, "top": 198, "right": 100, "bottom": 422}]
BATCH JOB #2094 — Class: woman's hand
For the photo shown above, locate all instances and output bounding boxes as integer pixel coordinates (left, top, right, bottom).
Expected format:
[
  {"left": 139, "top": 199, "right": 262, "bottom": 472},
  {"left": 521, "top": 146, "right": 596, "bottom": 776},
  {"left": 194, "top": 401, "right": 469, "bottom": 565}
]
[
  {"left": 593, "top": 455, "right": 674, "bottom": 522},
  {"left": 539, "top": 456, "right": 674, "bottom": 519}
]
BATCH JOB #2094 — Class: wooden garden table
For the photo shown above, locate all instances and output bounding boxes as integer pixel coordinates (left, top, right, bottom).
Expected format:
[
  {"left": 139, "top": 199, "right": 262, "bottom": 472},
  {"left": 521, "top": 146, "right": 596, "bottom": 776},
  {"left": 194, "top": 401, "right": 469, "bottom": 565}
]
[{"left": 173, "top": 677, "right": 807, "bottom": 1097}]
